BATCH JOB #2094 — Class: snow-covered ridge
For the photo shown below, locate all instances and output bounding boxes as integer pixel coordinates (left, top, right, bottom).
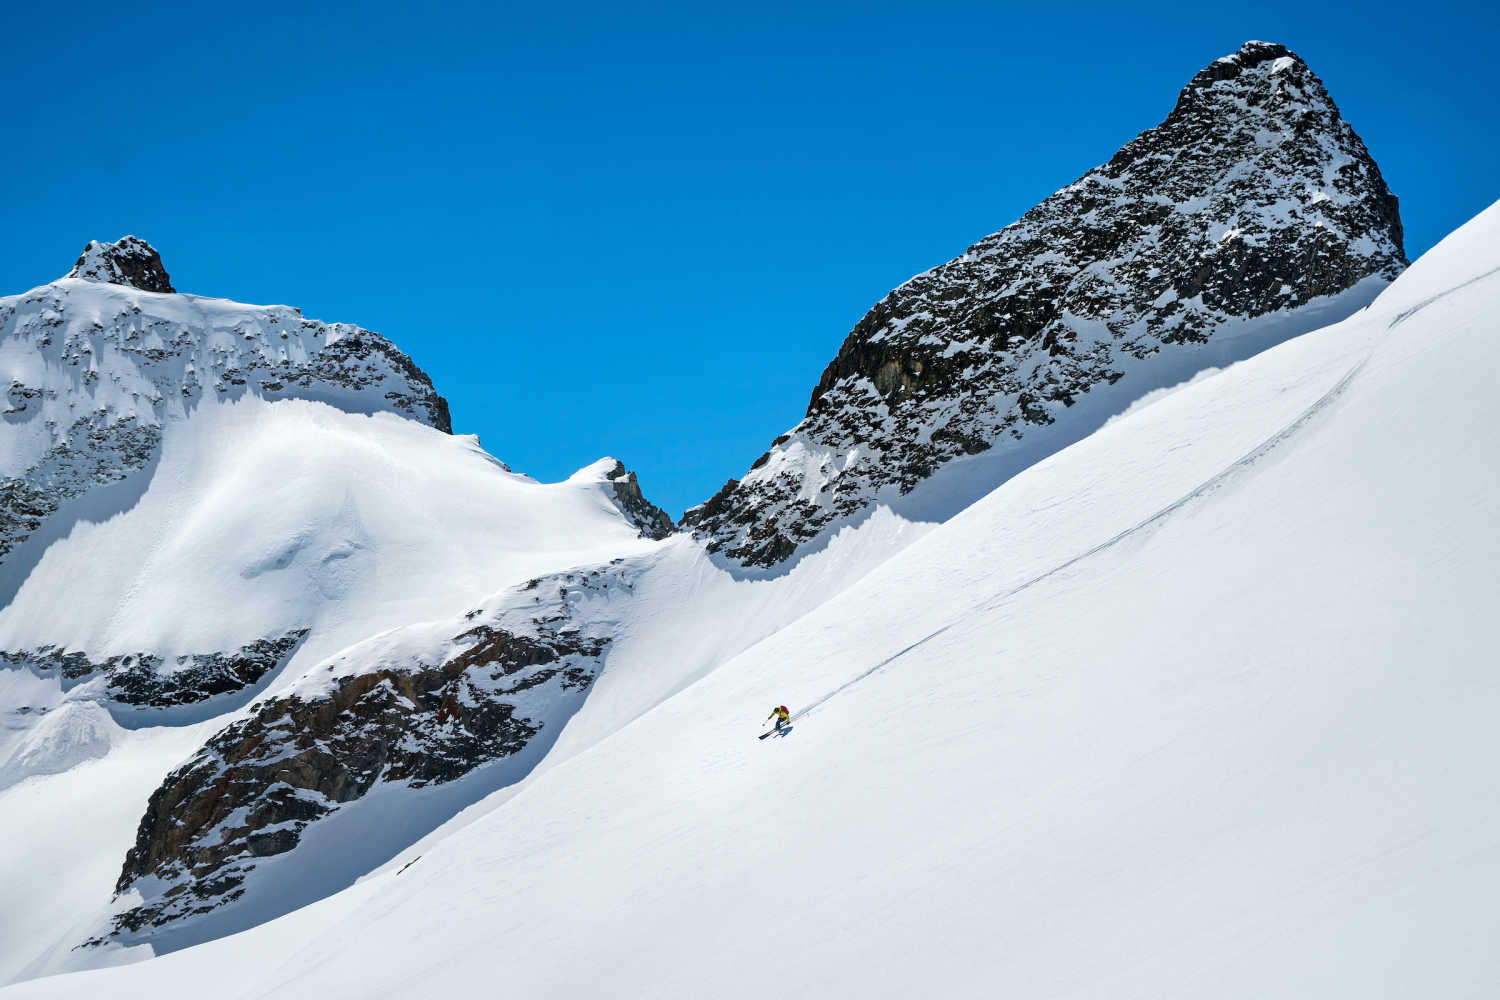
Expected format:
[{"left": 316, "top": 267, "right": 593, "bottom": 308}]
[
  {"left": 0, "top": 393, "right": 665, "bottom": 703},
  {"left": 685, "top": 40, "right": 1406, "bottom": 567}
]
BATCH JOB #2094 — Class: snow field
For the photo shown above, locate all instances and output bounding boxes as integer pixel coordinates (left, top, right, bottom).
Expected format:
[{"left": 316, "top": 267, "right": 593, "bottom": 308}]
[{"left": 0, "top": 398, "right": 658, "bottom": 665}]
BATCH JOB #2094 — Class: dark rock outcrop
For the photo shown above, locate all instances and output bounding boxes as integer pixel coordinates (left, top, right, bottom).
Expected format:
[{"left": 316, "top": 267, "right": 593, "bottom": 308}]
[
  {"left": 101, "top": 564, "right": 628, "bottom": 942},
  {"left": 683, "top": 41, "right": 1406, "bottom": 567},
  {"left": 67, "top": 236, "right": 175, "bottom": 293},
  {"left": 0, "top": 414, "right": 160, "bottom": 563},
  {"left": 0, "top": 631, "right": 308, "bottom": 707},
  {"left": 606, "top": 461, "right": 674, "bottom": 539}
]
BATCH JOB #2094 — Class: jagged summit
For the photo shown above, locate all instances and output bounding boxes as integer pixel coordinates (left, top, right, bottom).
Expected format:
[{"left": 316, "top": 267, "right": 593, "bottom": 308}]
[
  {"left": 605, "top": 461, "right": 674, "bottom": 540},
  {"left": 66, "top": 235, "right": 175, "bottom": 293},
  {"left": 1179, "top": 40, "right": 1299, "bottom": 95},
  {"left": 684, "top": 41, "right": 1407, "bottom": 568}
]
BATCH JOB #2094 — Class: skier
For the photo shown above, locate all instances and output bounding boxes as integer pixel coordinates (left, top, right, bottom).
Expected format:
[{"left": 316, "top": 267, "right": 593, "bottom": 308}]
[{"left": 767, "top": 704, "right": 790, "bottom": 732}]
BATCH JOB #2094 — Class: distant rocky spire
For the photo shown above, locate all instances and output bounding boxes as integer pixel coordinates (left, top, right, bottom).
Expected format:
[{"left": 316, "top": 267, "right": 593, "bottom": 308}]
[
  {"left": 606, "top": 461, "right": 675, "bottom": 539},
  {"left": 66, "top": 236, "right": 175, "bottom": 293},
  {"left": 1174, "top": 40, "right": 1314, "bottom": 109}
]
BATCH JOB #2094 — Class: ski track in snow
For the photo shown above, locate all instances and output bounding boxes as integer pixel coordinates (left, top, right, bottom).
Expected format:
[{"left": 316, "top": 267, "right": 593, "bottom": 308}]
[
  {"left": 800, "top": 247, "right": 1499, "bottom": 727},
  {"left": 796, "top": 352, "right": 1371, "bottom": 725},
  {"left": 1386, "top": 264, "right": 1500, "bottom": 328}
]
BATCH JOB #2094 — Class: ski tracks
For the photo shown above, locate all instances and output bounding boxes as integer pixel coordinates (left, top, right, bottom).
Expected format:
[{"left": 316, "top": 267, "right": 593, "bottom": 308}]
[
  {"left": 795, "top": 351, "right": 1372, "bottom": 724},
  {"left": 1387, "top": 264, "right": 1500, "bottom": 328}
]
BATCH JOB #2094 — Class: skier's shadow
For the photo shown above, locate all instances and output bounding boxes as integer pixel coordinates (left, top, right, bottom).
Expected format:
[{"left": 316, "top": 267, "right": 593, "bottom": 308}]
[{"left": 768, "top": 726, "right": 795, "bottom": 739}]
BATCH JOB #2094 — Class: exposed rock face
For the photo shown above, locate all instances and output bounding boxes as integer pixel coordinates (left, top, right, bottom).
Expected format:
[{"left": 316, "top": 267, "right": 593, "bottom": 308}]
[
  {"left": 0, "top": 240, "right": 450, "bottom": 564},
  {"left": 0, "top": 414, "right": 161, "bottom": 564},
  {"left": 102, "top": 563, "right": 630, "bottom": 942},
  {"left": 0, "top": 631, "right": 308, "bottom": 708},
  {"left": 683, "top": 41, "right": 1406, "bottom": 567},
  {"left": 67, "top": 236, "right": 175, "bottom": 293},
  {"left": 607, "top": 461, "right": 674, "bottom": 539}
]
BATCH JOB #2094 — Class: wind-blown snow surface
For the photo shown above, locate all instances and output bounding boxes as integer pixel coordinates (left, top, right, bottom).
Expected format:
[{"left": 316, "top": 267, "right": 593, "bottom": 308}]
[
  {"left": 0, "top": 396, "right": 661, "bottom": 982},
  {"left": 0, "top": 400, "right": 651, "bottom": 665},
  {"left": 9, "top": 201, "right": 1497, "bottom": 997}
]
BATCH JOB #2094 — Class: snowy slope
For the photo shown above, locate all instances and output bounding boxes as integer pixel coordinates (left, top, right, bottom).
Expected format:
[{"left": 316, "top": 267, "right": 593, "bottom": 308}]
[
  {"left": 14, "top": 475, "right": 938, "bottom": 973},
  {"left": 0, "top": 393, "right": 660, "bottom": 777},
  {"left": 10, "top": 200, "right": 1496, "bottom": 998},
  {"left": 0, "top": 397, "right": 663, "bottom": 982},
  {"left": 0, "top": 400, "right": 655, "bottom": 670}
]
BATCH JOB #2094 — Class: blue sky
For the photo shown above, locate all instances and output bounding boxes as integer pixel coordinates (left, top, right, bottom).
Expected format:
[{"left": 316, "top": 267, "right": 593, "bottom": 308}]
[{"left": 3, "top": 1, "right": 1495, "bottom": 516}]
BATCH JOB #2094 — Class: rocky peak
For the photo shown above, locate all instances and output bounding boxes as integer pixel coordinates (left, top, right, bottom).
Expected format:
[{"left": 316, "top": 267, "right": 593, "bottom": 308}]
[
  {"left": 685, "top": 41, "right": 1406, "bottom": 568},
  {"left": 606, "top": 461, "right": 674, "bottom": 540},
  {"left": 1175, "top": 40, "right": 1300, "bottom": 101},
  {"left": 66, "top": 236, "right": 175, "bottom": 293}
]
